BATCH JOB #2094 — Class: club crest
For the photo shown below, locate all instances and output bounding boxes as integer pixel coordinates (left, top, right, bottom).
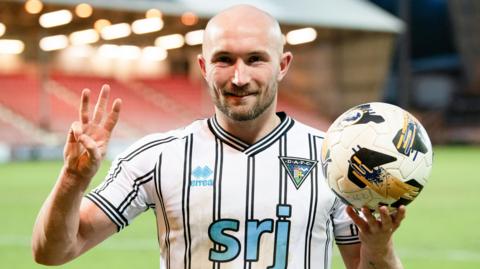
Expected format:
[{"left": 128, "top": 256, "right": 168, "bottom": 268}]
[{"left": 279, "top": 156, "right": 318, "bottom": 189}]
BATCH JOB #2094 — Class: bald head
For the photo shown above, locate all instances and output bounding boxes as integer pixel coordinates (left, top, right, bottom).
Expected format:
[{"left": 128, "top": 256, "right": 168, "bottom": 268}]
[{"left": 202, "top": 5, "right": 284, "bottom": 58}]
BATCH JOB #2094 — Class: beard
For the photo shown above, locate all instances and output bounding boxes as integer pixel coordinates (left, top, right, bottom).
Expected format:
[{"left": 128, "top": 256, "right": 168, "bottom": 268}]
[{"left": 211, "top": 81, "right": 278, "bottom": 121}]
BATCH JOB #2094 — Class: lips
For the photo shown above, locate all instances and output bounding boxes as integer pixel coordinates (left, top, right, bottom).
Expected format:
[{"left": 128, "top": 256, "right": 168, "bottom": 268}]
[
  {"left": 225, "top": 92, "right": 253, "bottom": 97},
  {"left": 223, "top": 89, "right": 258, "bottom": 97}
]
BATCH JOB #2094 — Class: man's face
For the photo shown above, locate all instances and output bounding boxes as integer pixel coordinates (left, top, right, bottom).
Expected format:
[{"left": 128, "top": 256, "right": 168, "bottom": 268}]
[{"left": 200, "top": 21, "right": 289, "bottom": 121}]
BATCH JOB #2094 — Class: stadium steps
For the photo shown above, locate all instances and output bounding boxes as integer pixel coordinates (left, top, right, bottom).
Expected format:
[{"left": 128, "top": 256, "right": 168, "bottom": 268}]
[
  {"left": 0, "top": 103, "right": 60, "bottom": 145},
  {"left": 277, "top": 92, "right": 331, "bottom": 131},
  {"left": 50, "top": 74, "right": 190, "bottom": 134},
  {"left": 138, "top": 77, "right": 213, "bottom": 118},
  {"left": 128, "top": 80, "right": 200, "bottom": 122},
  {"left": 0, "top": 72, "right": 42, "bottom": 125}
]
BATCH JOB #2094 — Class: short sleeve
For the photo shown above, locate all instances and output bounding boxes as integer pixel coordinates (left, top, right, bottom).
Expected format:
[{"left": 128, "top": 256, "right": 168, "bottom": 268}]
[
  {"left": 85, "top": 136, "right": 161, "bottom": 232},
  {"left": 330, "top": 199, "right": 361, "bottom": 245}
]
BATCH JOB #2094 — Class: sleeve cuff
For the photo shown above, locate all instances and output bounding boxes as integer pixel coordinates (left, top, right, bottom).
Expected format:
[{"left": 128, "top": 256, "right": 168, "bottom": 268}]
[{"left": 86, "top": 192, "right": 129, "bottom": 232}]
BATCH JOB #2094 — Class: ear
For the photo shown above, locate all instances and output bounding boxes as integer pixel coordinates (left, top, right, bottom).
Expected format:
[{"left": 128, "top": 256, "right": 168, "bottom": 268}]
[
  {"left": 277, "top": 51, "right": 293, "bottom": 81},
  {"left": 197, "top": 54, "right": 207, "bottom": 79}
]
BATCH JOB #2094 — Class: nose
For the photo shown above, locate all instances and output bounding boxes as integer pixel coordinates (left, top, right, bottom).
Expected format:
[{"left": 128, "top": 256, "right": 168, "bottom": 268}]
[{"left": 231, "top": 59, "right": 251, "bottom": 87}]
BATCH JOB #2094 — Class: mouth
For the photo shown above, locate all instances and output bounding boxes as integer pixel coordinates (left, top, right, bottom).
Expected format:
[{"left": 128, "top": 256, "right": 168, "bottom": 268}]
[
  {"left": 225, "top": 92, "right": 252, "bottom": 97},
  {"left": 224, "top": 90, "right": 257, "bottom": 98}
]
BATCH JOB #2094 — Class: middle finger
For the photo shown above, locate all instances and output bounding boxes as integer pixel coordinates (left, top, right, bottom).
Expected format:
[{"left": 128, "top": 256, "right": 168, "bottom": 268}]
[{"left": 92, "top": 84, "right": 110, "bottom": 124}]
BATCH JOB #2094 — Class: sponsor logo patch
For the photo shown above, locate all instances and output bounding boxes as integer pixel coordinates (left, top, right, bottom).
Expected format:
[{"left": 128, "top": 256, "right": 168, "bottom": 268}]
[{"left": 191, "top": 165, "right": 213, "bottom": 187}]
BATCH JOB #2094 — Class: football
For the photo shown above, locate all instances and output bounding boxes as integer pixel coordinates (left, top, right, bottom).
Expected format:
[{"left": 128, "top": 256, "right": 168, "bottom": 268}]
[{"left": 321, "top": 102, "right": 433, "bottom": 212}]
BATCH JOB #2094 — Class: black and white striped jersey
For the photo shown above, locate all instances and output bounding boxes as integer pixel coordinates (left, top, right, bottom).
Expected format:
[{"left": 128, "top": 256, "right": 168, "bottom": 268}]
[{"left": 86, "top": 112, "right": 360, "bottom": 269}]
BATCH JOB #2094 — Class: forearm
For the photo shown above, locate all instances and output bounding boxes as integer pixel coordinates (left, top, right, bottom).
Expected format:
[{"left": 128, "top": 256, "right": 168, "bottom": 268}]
[
  {"left": 358, "top": 240, "right": 403, "bottom": 269},
  {"left": 32, "top": 167, "right": 91, "bottom": 265}
]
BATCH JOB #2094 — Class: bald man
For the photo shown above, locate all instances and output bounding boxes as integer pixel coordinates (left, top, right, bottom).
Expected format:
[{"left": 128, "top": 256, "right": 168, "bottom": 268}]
[{"left": 32, "top": 5, "right": 405, "bottom": 269}]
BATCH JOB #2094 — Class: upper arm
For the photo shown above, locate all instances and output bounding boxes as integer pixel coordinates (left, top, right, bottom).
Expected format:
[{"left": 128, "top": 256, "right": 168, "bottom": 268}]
[
  {"left": 76, "top": 198, "right": 118, "bottom": 256},
  {"left": 338, "top": 243, "right": 361, "bottom": 269}
]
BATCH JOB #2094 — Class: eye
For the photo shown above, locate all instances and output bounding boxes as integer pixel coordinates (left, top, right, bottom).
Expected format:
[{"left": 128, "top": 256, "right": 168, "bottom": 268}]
[
  {"left": 216, "top": 55, "right": 232, "bottom": 64},
  {"left": 248, "top": 55, "right": 262, "bottom": 63}
]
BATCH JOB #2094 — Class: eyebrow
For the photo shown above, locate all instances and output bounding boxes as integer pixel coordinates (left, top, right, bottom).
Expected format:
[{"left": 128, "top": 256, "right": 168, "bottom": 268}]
[{"left": 210, "top": 50, "right": 271, "bottom": 59}]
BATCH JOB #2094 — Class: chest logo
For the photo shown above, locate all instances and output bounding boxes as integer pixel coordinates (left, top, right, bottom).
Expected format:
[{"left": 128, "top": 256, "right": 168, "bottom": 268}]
[
  {"left": 191, "top": 165, "right": 214, "bottom": 187},
  {"left": 279, "top": 156, "right": 318, "bottom": 189}
]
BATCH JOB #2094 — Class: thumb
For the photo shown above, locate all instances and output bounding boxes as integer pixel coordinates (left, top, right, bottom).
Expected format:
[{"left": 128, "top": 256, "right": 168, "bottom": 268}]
[
  {"left": 77, "top": 133, "right": 101, "bottom": 163},
  {"left": 66, "top": 121, "right": 83, "bottom": 143},
  {"left": 65, "top": 122, "right": 84, "bottom": 158}
]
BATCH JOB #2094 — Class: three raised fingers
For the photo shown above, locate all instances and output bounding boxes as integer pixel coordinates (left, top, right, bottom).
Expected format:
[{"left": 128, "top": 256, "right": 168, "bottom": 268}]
[{"left": 78, "top": 84, "right": 121, "bottom": 132}]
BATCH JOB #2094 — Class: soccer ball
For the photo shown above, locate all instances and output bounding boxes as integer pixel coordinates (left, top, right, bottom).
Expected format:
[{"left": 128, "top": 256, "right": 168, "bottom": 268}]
[{"left": 321, "top": 102, "right": 433, "bottom": 212}]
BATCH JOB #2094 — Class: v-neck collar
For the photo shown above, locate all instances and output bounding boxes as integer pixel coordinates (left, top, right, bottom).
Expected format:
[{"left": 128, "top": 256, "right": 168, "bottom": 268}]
[{"left": 207, "top": 112, "right": 295, "bottom": 156}]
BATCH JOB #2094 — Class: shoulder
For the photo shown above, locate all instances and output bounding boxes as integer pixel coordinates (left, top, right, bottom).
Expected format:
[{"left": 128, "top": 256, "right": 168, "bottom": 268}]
[
  {"left": 290, "top": 117, "right": 326, "bottom": 139},
  {"left": 115, "top": 119, "right": 206, "bottom": 162}
]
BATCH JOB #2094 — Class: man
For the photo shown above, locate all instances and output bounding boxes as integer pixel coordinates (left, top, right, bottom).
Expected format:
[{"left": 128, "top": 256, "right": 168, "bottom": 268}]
[{"left": 32, "top": 4, "right": 405, "bottom": 269}]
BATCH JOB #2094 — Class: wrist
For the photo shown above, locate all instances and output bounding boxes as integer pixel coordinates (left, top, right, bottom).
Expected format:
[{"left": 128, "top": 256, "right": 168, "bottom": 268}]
[
  {"left": 60, "top": 166, "right": 92, "bottom": 193},
  {"left": 360, "top": 239, "right": 403, "bottom": 269}
]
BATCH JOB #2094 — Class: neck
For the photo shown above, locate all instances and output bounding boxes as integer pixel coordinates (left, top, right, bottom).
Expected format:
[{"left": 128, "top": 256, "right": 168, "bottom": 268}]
[{"left": 215, "top": 106, "right": 281, "bottom": 145}]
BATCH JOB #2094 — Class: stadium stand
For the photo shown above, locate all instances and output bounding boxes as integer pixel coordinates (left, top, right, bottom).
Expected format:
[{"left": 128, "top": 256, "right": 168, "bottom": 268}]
[
  {"left": 0, "top": 72, "right": 42, "bottom": 126},
  {"left": 137, "top": 76, "right": 213, "bottom": 118},
  {"left": 50, "top": 73, "right": 191, "bottom": 133},
  {"left": 0, "top": 118, "right": 32, "bottom": 145},
  {"left": 0, "top": 69, "right": 331, "bottom": 147}
]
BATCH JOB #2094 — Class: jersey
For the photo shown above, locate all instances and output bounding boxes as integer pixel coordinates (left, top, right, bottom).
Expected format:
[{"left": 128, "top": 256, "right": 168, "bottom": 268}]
[{"left": 86, "top": 112, "right": 360, "bottom": 269}]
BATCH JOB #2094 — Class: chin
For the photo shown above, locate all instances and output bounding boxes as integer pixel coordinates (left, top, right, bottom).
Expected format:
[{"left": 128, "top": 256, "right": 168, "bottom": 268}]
[{"left": 225, "top": 106, "right": 268, "bottom": 121}]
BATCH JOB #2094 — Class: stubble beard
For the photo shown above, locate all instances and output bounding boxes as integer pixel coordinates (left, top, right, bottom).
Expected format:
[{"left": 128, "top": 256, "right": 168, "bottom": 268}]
[{"left": 212, "top": 81, "right": 278, "bottom": 121}]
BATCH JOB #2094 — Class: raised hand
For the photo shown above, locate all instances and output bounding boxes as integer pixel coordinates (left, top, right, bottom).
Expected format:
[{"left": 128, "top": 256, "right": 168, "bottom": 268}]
[{"left": 63, "top": 85, "right": 122, "bottom": 185}]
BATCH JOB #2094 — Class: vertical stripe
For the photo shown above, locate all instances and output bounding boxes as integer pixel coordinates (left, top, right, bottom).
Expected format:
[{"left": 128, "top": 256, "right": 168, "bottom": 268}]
[
  {"left": 244, "top": 156, "right": 255, "bottom": 269},
  {"left": 325, "top": 199, "right": 339, "bottom": 267},
  {"left": 182, "top": 134, "right": 193, "bottom": 269},
  {"left": 278, "top": 134, "right": 288, "bottom": 205},
  {"left": 250, "top": 158, "right": 255, "bottom": 218},
  {"left": 312, "top": 135, "right": 331, "bottom": 269},
  {"left": 304, "top": 134, "right": 319, "bottom": 269},
  {"left": 282, "top": 134, "right": 288, "bottom": 204},
  {"left": 278, "top": 136, "right": 284, "bottom": 205},
  {"left": 212, "top": 138, "right": 223, "bottom": 269},
  {"left": 154, "top": 154, "right": 171, "bottom": 269}
]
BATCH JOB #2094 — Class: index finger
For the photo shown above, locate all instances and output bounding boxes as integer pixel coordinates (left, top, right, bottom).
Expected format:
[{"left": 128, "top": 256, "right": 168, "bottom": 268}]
[
  {"left": 79, "top": 89, "right": 91, "bottom": 124},
  {"left": 346, "top": 206, "right": 369, "bottom": 233},
  {"left": 92, "top": 84, "right": 110, "bottom": 124}
]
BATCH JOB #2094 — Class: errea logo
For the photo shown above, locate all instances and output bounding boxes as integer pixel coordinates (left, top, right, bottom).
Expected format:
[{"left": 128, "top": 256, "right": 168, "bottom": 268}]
[{"left": 191, "top": 165, "right": 213, "bottom": 187}]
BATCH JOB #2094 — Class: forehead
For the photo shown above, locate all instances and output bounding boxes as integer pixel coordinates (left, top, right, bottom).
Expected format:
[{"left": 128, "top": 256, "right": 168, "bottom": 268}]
[{"left": 205, "top": 23, "right": 279, "bottom": 56}]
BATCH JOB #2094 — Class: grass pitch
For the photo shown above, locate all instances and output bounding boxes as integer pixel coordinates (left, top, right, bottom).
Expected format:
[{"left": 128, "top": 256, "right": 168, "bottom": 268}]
[{"left": 0, "top": 146, "right": 479, "bottom": 268}]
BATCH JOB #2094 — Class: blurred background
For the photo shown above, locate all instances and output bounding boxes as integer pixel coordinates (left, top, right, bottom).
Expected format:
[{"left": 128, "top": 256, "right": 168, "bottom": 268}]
[
  {"left": 0, "top": 0, "right": 479, "bottom": 268},
  {"left": 1, "top": 0, "right": 479, "bottom": 157}
]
